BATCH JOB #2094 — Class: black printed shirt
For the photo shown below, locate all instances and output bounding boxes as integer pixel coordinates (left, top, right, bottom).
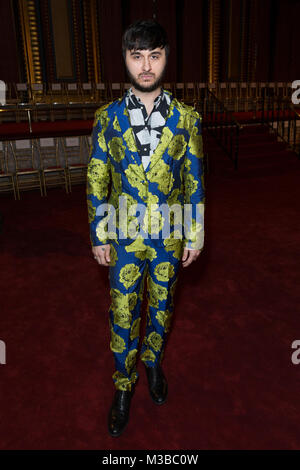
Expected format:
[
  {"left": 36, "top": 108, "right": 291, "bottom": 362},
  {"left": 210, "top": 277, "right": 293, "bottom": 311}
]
[{"left": 125, "top": 86, "right": 172, "bottom": 170}]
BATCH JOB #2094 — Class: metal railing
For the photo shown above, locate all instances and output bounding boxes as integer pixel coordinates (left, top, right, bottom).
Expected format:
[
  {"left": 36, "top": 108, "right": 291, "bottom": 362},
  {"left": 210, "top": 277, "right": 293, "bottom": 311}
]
[
  {"left": 260, "top": 94, "right": 300, "bottom": 158},
  {"left": 195, "top": 87, "right": 242, "bottom": 170}
]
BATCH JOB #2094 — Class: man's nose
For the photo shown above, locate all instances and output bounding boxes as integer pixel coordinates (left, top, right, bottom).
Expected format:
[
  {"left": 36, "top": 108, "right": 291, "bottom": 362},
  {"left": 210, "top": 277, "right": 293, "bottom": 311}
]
[{"left": 142, "top": 57, "right": 151, "bottom": 71}]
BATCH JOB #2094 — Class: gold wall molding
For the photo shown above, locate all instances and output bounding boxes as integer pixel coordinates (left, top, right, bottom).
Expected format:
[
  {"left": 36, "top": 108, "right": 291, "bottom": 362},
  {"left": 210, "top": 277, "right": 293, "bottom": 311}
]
[
  {"left": 90, "top": 0, "right": 101, "bottom": 83},
  {"left": 208, "top": 0, "right": 221, "bottom": 83},
  {"left": 82, "top": 0, "right": 93, "bottom": 81},
  {"left": 82, "top": 0, "right": 101, "bottom": 83},
  {"left": 18, "top": 0, "right": 42, "bottom": 84},
  {"left": 71, "top": 0, "right": 81, "bottom": 80}
]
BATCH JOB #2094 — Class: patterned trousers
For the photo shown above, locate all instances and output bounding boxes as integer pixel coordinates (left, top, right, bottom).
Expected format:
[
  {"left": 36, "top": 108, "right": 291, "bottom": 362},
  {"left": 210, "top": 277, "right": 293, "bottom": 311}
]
[{"left": 108, "top": 238, "right": 184, "bottom": 391}]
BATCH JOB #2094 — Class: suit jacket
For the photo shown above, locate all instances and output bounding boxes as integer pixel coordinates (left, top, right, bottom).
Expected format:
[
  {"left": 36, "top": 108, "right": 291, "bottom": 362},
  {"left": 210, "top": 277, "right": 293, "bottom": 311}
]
[{"left": 86, "top": 89, "right": 205, "bottom": 251}]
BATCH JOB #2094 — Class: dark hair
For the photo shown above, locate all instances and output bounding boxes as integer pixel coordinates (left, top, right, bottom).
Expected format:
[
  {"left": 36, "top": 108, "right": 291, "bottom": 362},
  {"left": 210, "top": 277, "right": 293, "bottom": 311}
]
[{"left": 122, "top": 19, "right": 169, "bottom": 60}]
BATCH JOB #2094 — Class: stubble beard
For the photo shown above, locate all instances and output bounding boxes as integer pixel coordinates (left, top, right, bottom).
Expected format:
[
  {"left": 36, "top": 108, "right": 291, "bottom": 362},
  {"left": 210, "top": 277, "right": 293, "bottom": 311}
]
[{"left": 125, "top": 62, "right": 167, "bottom": 93}]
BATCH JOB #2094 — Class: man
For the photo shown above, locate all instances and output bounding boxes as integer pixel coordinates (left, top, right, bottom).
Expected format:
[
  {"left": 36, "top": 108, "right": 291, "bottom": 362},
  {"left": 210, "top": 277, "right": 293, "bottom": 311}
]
[{"left": 86, "top": 19, "right": 205, "bottom": 437}]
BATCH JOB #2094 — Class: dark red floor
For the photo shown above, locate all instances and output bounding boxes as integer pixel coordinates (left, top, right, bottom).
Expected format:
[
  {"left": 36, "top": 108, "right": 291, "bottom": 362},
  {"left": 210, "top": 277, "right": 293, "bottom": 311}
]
[{"left": 0, "top": 127, "right": 300, "bottom": 449}]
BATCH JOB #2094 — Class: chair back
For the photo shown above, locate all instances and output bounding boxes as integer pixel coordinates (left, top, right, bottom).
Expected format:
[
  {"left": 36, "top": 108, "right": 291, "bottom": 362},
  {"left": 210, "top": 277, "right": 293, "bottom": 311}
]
[
  {"left": 10, "top": 139, "right": 36, "bottom": 172},
  {"left": 66, "top": 83, "right": 81, "bottom": 103},
  {"left": 61, "top": 136, "right": 86, "bottom": 167},
  {"left": 37, "top": 137, "right": 60, "bottom": 169},
  {"left": 95, "top": 82, "right": 109, "bottom": 103}
]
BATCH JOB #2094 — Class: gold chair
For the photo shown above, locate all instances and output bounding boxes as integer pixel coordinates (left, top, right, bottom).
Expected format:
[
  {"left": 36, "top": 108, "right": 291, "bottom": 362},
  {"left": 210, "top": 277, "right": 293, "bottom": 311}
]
[
  {"left": 30, "top": 83, "right": 50, "bottom": 121},
  {"left": 124, "top": 82, "right": 131, "bottom": 92},
  {"left": 31, "top": 83, "right": 46, "bottom": 103},
  {"left": 277, "top": 82, "right": 284, "bottom": 98},
  {"left": 48, "top": 84, "right": 67, "bottom": 121},
  {"left": 4, "top": 82, "right": 17, "bottom": 105},
  {"left": 83, "top": 134, "right": 92, "bottom": 159},
  {"left": 0, "top": 141, "right": 17, "bottom": 199},
  {"left": 174, "top": 82, "right": 185, "bottom": 101},
  {"left": 10, "top": 139, "right": 43, "bottom": 199},
  {"left": 36, "top": 137, "right": 68, "bottom": 195},
  {"left": 185, "top": 82, "right": 197, "bottom": 104},
  {"left": 14, "top": 83, "right": 30, "bottom": 103},
  {"left": 61, "top": 136, "right": 87, "bottom": 191},
  {"left": 0, "top": 104, "right": 18, "bottom": 124},
  {"left": 239, "top": 82, "right": 248, "bottom": 112},
  {"left": 258, "top": 82, "right": 266, "bottom": 99},
  {"left": 285, "top": 82, "right": 292, "bottom": 99},
  {"left": 249, "top": 82, "right": 258, "bottom": 99},
  {"left": 95, "top": 82, "right": 109, "bottom": 103},
  {"left": 109, "top": 82, "right": 123, "bottom": 100},
  {"left": 48, "top": 82, "right": 65, "bottom": 103},
  {"left": 66, "top": 82, "right": 81, "bottom": 103},
  {"left": 163, "top": 82, "right": 173, "bottom": 94},
  {"left": 80, "top": 82, "right": 94, "bottom": 102},
  {"left": 65, "top": 83, "right": 83, "bottom": 120},
  {"left": 228, "top": 82, "right": 238, "bottom": 112},
  {"left": 217, "top": 82, "right": 227, "bottom": 102},
  {"left": 196, "top": 82, "right": 207, "bottom": 101}
]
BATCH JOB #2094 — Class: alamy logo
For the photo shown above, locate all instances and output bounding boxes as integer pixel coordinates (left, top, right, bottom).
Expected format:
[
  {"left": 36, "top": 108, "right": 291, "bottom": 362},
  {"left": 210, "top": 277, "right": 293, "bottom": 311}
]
[
  {"left": 95, "top": 198, "right": 204, "bottom": 242},
  {"left": 291, "top": 80, "right": 300, "bottom": 105},
  {"left": 291, "top": 340, "right": 300, "bottom": 365},
  {"left": 0, "top": 340, "right": 6, "bottom": 364},
  {"left": 0, "top": 80, "right": 6, "bottom": 105}
]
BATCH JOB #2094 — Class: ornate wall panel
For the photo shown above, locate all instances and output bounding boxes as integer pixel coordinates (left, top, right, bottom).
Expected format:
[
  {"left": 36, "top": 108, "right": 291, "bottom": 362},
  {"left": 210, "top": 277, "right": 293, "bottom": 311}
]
[
  {"left": 239, "top": 0, "right": 257, "bottom": 82},
  {"left": 14, "top": 0, "right": 102, "bottom": 84},
  {"left": 0, "top": 1, "right": 20, "bottom": 83},
  {"left": 180, "top": 0, "right": 208, "bottom": 82},
  {"left": 7, "top": 0, "right": 300, "bottom": 86},
  {"left": 273, "top": 0, "right": 300, "bottom": 81},
  {"left": 38, "top": 0, "right": 55, "bottom": 83},
  {"left": 49, "top": 0, "right": 75, "bottom": 80},
  {"left": 97, "top": 0, "right": 124, "bottom": 82}
]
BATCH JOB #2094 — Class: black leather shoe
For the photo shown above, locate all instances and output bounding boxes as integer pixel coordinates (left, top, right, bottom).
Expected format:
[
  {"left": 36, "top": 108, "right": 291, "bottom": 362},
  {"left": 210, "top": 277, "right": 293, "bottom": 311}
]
[
  {"left": 108, "top": 387, "right": 134, "bottom": 437},
  {"left": 144, "top": 363, "right": 168, "bottom": 405}
]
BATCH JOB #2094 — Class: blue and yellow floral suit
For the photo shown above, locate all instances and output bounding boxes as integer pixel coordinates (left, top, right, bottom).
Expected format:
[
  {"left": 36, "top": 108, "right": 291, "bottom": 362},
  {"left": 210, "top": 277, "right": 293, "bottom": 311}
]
[{"left": 86, "top": 89, "right": 205, "bottom": 391}]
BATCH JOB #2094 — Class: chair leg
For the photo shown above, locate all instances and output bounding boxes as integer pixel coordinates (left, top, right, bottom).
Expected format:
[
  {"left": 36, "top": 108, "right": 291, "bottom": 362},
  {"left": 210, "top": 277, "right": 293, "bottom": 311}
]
[
  {"left": 64, "top": 170, "right": 69, "bottom": 193},
  {"left": 68, "top": 171, "right": 72, "bottom": 193},
  {"left": 42, "top": 173, "right": 47, "bottom": 196},
  {"left": 39, "top": 172, "right": 44, "bottom": 197},
  {"left": 12, "top": 177, "right": 17, "bottom": 200},
  {"left": 16, "top": 176, "right": 20, "bottom": 200}
]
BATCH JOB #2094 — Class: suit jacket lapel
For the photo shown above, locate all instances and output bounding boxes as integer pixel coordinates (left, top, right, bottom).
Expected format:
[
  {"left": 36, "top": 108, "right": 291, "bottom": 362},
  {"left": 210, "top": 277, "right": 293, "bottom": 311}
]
[
  {"left": 146, "top": 99, "right": 178, "bottom": 176},
  {"left": 116, "top": 91, "right": 180, "bottom": 179},
  {"left": 116, "top": 97, "right": 145, "bottom": 178}
]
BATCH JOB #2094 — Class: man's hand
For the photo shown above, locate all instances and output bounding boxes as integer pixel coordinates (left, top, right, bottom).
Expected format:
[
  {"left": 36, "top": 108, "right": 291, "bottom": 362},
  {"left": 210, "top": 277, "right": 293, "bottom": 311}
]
[
  {"left": 181, "top": 248, "right": 201, "bottom": 267},
  {"left": 92, "top": 244, "right": 111, "bottom": 266}
]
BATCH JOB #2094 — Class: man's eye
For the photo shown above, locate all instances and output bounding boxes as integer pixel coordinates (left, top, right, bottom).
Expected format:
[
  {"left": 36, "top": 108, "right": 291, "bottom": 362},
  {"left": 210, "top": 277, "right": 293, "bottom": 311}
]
[{"left": 151, "top": 56, "right": 159, "bottom": 59}]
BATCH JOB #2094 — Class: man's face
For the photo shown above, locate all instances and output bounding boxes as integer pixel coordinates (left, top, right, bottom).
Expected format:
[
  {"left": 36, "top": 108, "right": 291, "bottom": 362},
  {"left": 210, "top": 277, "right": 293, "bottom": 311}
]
[{"left": 125, "top": 47, "right": 167, "bottom": 93}]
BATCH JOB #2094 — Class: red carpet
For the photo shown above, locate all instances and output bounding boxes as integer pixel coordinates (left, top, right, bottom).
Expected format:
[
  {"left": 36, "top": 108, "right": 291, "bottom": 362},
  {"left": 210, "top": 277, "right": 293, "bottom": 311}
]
[{"left": 0, "top": 126, "right": 300, "bottom": 449}]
